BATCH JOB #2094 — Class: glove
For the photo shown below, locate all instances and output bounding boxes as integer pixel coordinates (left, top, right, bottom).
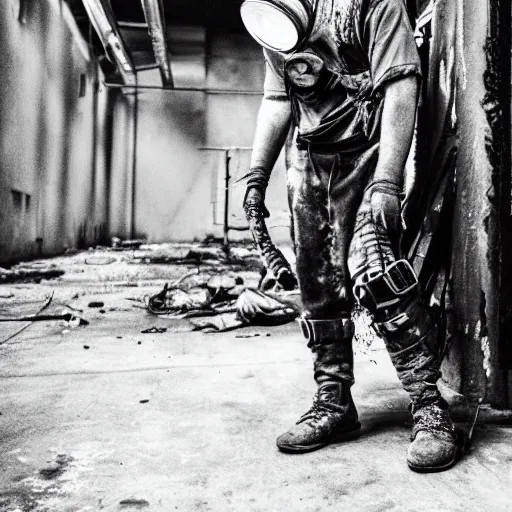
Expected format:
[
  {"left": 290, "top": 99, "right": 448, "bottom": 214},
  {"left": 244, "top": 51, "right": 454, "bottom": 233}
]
[
  {"left": 243, "top": 183, "right": 297, "bottom": 291},
  {"left": 243, "top": 186, "right": 269, "bottom": 219},
  {"left": 368, "top": 180, "right": 402, "bottom": 265},
  {"left": 241, "top": 165, "right": 272, "bottom": 218},
  {"left": 349, "top": 179, "right": 403, "bottom": 282}
]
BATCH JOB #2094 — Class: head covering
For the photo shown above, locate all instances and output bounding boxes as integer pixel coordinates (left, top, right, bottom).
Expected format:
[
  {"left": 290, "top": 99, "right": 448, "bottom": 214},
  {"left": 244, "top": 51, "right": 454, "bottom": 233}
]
[{"left": 240, "top": 0, "right": 316, "bottom": 53}]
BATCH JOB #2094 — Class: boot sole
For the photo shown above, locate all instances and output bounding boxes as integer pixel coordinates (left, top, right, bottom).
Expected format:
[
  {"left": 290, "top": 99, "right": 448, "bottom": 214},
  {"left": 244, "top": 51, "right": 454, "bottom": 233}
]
[
  {"left": 407, "top": 451, "right": 459, "bottom": 473},
  {"left": 277, "top": 422, "right": 362, "bottom": 454}
]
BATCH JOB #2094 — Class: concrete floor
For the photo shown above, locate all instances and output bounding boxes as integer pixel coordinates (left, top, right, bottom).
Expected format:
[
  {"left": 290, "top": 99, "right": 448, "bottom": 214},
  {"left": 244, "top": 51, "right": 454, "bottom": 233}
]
[{"left": 1, "top": 247, "right": 512, "bottom": 512}]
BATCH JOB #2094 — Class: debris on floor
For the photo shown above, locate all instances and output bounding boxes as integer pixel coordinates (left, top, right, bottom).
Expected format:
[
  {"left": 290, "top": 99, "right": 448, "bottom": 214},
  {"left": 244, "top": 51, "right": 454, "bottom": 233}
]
[
  {"left": 0, "top": 242, "right": 378, "bottom": 354},
  {"left": 0, "top": 295, "right": 89, "bottom": 345},
  {"left": 131, "top": 244, "right": 264, "bottom": 270},
  {"left": 141, "top": 327, "right": 167, "bottom": 334},
  {"left": 147, "top": 272, "right": 301, "bottom": 333},
  {"left": 0, "top": 263, "right": 65, "bottom": 284},
  {"left": 88, "top": 301, "right": 105, "bottom": 308},
  {"left": 39, "top": 454, "right": 73, "bottom": 479},
  {"left": 119, "top": 498, "right": 150, "bottom": 508},
  {"left": 111, "top": 237, "right": 146, "bottom": 250}
]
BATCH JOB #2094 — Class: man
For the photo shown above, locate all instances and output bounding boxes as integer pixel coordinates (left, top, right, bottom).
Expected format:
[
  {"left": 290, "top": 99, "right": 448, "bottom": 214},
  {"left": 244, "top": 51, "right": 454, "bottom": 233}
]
[{"left": 240, "top": 0, "right": 460, "bottom": 472}]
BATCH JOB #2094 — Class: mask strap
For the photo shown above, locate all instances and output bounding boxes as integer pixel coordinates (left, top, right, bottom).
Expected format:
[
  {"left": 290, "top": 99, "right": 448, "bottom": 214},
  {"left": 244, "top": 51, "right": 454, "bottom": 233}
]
[{"left": 292, "top": 0, "right": 318, "bottom": 52}]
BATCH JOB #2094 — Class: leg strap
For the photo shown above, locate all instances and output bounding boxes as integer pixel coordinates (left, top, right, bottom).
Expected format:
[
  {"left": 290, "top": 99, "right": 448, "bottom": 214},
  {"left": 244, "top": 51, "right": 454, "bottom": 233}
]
[
  {"left": 299, "top": 317, "right": 354, "bottom": 346},
  {"left": 373, "top": 298, "right": 443, "bottom": 406},
  {"left": 353, "top": 259, "right": 418, "bottom": 312},
  {"left": 372, "top": 297, "right": 436, "bottom": 351}
]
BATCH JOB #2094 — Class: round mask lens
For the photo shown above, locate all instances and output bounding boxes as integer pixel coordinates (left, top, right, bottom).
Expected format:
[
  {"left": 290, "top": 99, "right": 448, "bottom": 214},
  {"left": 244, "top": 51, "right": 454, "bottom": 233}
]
[{"left": 241, "top": 2, "right": 300, "bottom": 52}]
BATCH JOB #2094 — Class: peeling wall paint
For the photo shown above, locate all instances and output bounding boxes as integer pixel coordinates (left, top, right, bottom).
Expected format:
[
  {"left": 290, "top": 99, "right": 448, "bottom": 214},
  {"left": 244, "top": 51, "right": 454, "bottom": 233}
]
[
  {"left": 413, "top": 0, "right": 509, "bottom": 406},
  {"left": 450, "top": 0, "right": 509, "bottom": 407},
  {"left": 481, "top": 335, "right": 492, "bottom": 380}
]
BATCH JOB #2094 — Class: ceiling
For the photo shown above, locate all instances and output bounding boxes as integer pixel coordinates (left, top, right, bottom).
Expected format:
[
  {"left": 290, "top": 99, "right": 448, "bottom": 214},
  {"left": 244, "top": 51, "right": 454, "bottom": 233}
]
[
  {"left": 66, "top": 0, "right": 247, "bottom": 82},
  {"left": 68, "top": 0, "right": 246, "bottom": 33}
]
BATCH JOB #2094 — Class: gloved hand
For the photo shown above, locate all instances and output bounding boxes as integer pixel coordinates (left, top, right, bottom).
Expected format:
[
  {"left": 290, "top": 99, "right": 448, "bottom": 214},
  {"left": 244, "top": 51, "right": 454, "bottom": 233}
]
[
  {"left": 348, "top": 179, "right": 403, "bottom": 283},
  {"left": 243, "top": 186, "right": 297, "bottom": 291},
  {"left": 369, "top": 181, "right": 401, "bottom": 223},
  {"left": 367, "top": 179, "right": 402, "bottom": 266},
  {"left": 243, "top": 186, "right": 270, "bottom": 219}
]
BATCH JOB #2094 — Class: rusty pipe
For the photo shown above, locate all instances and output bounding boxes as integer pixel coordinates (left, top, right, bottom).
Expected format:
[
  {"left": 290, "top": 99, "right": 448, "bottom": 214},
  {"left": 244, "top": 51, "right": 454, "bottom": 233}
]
[{"left": 140, "top": 0, "right": 174, "bottom": 88}]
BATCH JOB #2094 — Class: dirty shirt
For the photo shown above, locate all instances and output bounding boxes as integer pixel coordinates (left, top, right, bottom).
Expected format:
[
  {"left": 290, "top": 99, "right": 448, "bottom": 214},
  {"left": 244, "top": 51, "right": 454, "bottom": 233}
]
[{"left": 264, "top": 0, "right": 421, "bottom": 149}]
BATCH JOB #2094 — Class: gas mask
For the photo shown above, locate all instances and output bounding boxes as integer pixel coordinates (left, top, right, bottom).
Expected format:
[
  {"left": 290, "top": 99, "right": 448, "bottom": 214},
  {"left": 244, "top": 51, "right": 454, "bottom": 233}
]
[{"left": 240, "top": 0, "right": 317, "bottom": 53}]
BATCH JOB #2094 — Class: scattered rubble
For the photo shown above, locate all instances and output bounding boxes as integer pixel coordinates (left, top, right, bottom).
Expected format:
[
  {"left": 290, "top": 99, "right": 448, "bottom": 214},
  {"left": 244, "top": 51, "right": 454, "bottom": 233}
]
[
  {"left": 60, "top": 308, "right": 89, "bottom": 327},
  {"left": 0, "top": 242, "right": 304, "bottom": 340},
  {"left": 111, "top": 237, "right": 146, "bottom": 250},
  {"left": 88, "top": 301, "right": 105, "bottom": 308},
  {"left": 145, "top": 273, "right": 300, "bottom": 333},
  {"left": 39, "top": 454, "right": 72, "bottom": 479},
  {"left": 141, "top": 327, "right": 167, "bottom": 334},
  {"left": 0, "top": 242, "right": 376, "bottom": 352},
  {"left": 119, "top": 498, "right": 150, "bottom": 508}
]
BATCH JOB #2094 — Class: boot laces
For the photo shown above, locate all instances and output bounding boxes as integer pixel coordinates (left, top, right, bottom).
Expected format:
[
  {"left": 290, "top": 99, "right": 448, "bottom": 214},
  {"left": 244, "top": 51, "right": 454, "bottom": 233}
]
[
  {"left": 412, "top": 402, "right": 455, "bottom": 439},
  {"left": 297, "top": 393, "right": 346, "bottom": 427}
]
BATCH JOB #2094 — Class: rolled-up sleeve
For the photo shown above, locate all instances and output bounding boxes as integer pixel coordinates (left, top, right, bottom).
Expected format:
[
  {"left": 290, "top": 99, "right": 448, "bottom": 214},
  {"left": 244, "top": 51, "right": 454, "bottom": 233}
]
[
  {"left": 263, "top": 49, "right": 288, "bottom": 100},
  {"left": 364, "top": 0, "right": 421, "bottom": 92}
]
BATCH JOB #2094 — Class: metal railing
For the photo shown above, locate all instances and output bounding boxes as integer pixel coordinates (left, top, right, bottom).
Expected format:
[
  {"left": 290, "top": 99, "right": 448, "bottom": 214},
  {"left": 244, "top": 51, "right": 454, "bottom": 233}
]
[{"left": 198, "top": 146, "right": 253, "bottom": 251}]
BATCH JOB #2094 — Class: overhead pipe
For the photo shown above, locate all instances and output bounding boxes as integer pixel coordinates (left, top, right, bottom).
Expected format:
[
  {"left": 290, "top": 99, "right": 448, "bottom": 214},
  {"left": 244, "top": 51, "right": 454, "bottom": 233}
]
[
  {"left": 104, "top": 83, "right": 263, "bottom": 95},
  {"left": 82, "top": 0, "right": 135, "bottom": 85},
  {"left": 140, "top": 0, "right": 174, "bottom": 88}
]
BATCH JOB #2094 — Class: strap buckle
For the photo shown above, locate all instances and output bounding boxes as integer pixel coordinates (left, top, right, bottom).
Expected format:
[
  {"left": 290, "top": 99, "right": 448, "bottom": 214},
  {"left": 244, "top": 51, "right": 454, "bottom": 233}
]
[
  {"left": 354, "top": 259, "right": 419, "bottom": 311},
  {"left": 382, "top": 260, "right": 418, "bottom": 296},
  {"left": 299, "top": 317, "right": 315, "bottom": 344},
  {"left": 373, "top": 312, "right": 410, "bottom": 337}
]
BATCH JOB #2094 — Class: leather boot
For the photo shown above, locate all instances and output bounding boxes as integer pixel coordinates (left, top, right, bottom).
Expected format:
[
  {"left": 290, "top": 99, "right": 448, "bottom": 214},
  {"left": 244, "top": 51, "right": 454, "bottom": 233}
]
[
  {"left": 374, "top": 298, "right": 460, "bottom": 472},
  {"left": 276, "top": 317, "right": 361, "bottom": 454},
  {"left": 407, "top": 398, "right": 459, "bottom": 472}
]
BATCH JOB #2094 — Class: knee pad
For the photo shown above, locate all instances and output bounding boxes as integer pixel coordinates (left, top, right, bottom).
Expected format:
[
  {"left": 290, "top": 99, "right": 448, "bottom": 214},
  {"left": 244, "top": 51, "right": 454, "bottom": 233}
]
[{"left": 352, "top": 259, "right": 418, "bottom": 313}]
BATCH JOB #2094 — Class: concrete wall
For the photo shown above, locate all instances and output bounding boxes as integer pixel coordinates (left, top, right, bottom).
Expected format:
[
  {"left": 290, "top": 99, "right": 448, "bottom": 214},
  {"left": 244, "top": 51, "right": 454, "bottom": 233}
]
[
  {"left": 0, "top": 0, "right": 111, "bottom": 264},
  {"left": 130, "top": 31, "right": 291, "bottom": 244},
  {"left": 0, "top": 11, "right": 292, "bottom": 264}
]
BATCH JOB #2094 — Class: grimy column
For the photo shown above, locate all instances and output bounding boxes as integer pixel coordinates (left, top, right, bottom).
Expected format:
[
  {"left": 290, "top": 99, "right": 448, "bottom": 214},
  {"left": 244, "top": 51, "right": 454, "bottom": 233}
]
[{"left": 451, "top": 0, "right": 511, "bottom": 408}]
